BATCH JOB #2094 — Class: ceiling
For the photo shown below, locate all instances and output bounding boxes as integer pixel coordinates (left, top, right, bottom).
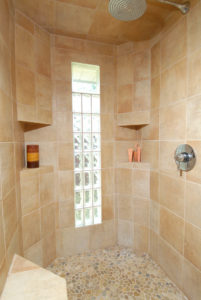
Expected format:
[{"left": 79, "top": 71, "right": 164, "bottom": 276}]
[{"left": 14, "top": 0, "right": 187, "bottom": 44}]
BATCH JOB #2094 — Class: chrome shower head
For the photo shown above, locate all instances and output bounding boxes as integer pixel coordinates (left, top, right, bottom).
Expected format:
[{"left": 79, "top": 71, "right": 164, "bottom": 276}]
[
  {"left": 108, "top": 0, "right": 190, "bottom": 22},
  {"left": 157, "top": 0, "right": 190, "bottom": 14},
  {"left": 108, "top": 0, "right": 147, "bottom": 21}
]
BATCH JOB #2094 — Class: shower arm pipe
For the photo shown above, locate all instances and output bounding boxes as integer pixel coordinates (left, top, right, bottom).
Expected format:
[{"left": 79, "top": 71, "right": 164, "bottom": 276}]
[{"left": 156, "top": 0, "right": 190, "bottom": 14}]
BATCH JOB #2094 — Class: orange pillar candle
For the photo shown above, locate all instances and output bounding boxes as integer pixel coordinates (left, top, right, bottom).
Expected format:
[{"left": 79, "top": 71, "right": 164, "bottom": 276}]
[{"left": 27, "top": 145, "right": 39, "bottom": 168}]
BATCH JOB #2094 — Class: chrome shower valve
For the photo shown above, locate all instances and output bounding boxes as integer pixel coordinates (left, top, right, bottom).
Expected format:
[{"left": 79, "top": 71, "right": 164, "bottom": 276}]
[{"left": 174, "top": 144, "right": 196, "bottom": 172}]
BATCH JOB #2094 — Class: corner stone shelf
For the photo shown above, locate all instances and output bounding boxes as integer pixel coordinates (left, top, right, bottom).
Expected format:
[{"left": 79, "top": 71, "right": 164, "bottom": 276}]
[
  {"left": 20, "top": 165, "right": 54, "bottom": 176},
  {"left": 117, "top": 162, "right": 150, "bottom": 170},
  {"left": 117, "top": 111, "right": 150, "bottom": 127}
]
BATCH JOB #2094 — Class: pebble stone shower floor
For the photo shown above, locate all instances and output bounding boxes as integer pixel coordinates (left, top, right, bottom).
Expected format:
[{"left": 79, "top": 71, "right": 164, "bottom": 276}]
[{"left": 47, "top": 247, "right": 188, "bottom": 300}]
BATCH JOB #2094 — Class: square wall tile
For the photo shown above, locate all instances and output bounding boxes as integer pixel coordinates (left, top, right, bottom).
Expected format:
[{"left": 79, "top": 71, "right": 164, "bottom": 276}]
[
  {"left": 182, "top": 258, "right": 201, "bottom": 300},
  {"left": 15, "top": 26, "right": 35, "bottom": 71},
  {"left": 22, "top": 210, "right": 40, "bottom": 251},
  {"left": 56, "top": 228, "right": 75, "bottom": 257},
  {"left": 188, "top": 48, "right": 201, "bottom": 97},
  {"left": 0, "top": 90, "right": 13, "bottom": 142},
  {"left": 102, "top": 194, "right": 114, "bottom": 221},
  {"left": 74, "top": 227, "right": 90, "bottom": 254},
  {"left": 42, "top": 231, "right": 56, "bottom": 267},
  {"left": 141, "top": 140, "right": 159, "bottom": 169},
  {"left": 0, "top": 202, "right": 5, "bottom": 264},
  {"left": 151, "top": 42, "right": 160, "bottom": 78},
  {"left": 149, "top": 230, "right": 158, "bottom": 261},
  {"left": 101, "top": 85, "right": 115, "bottom": 114},
  {"left": 102, "top": 168, "right": 114, "bottom": 195},
  {"left": 35, "top": 38, "right": 51, "bottom": 77},
  {"left": 58, "top": 143, "right": 74, "bottom": 170},
  {"left": 52, "top": 48, "right": 70, "bottom": 81},
  {"left": 159, "top": 173, "right": 185, "bottom": 217},
  {"left": 134, "top": 224, "right": 148, "bottom": 254},
  {"left": 117, "top": 54, "right": 133, "bottom": 85},
  {"left": 41, "top": 203, "right": 55, "bottom": 237},
  {"left": 40, "top": 172, "right": 55, "bottom": 206},
  {"left": 160, "top": 59, "right": 186, "bottom": 107},
  {"left": 161, "top": 18, "right": 186, "bottom": 70},
  {"left": 187, "top": 1, "right": 201, "bottom": 54},
  {"left": 117, "top": 84, "right": 133, "bottom": 113},
  {"left": 56, "top": 111, "right": 72, "bottom": 143},
  {"left": 187, "top": 95, "right": 201, "bottom": 139},
  {"left": 186, "top": 181, "right": 201, "bottom": 229},
  {"left": 150, "top": 200, "right": 159, "bottom": 233},
  {"left": 159, "top": 141, "right": 183, "bottom": 177},
  {"left": 59, "top": 201, "right": 74, "bottom": 228},
  {"left": 151, "top": 76, "right": 160, "bottom": 109},
  {"left": 133, "top": 80, "right": 150, "bottom": 111},
  {"left": 187, "top": 141, "right": 201, "bottom": 184},
  {"left": 150, "top": 171, "right": 159, "bottom": 203},
  {"left": 132, "top": 169, "right": 150, "bottom": 198},
  {"left": 54, "top": 80, "right": 72, "bottom": 113},
  {"left": 16, "top": 64, "right": 35, "bottom": 106},
  {"left": 101, "top": 142, "right": 114, "bottom": 168},
  {"left": 142, "top": 109, "right": 159, "bottom": 141},
  {"left": 24, "top": 241, "right": 43, "bottom": 267},
  {"left": 36, "top": 74, "right": 52, "bottom": 109},
  {"left": 116, "top": 168, "right": 132, "bottom": 195},
  {"left": 0, "top": 40, "right": 11, "bottom": 96},
  {"left": 20, "top": 173, "right": 39, "bottom": 216},
  {"left": 58, "top": 171, "right": 74, "bottom": 202},
  {"left": 0, "top": 0, "right": 10, "bottom": 47},
  {"left": 184, "top": 222, "right": 201, "bottom": 271},
  {"left": 160, "top": 207, "right": 184, "bottom": 254},
  {"left": 101, "top": 114, "right": 114, "bottom": 141},
  {"left": 15, "top": 11, "right": 34, "bottom": 34},
  {"left": 133, "top": 51, "right": 150, "bottom": 82},
  {"left": 158, "top": 237, "right": 183, "bottom": 289},
  {"left": 117, "top": 195, "right": 132, "bottom": 221},
  {"left": 2, "top": 188, "right": 17, "bottom": 248},
  {"left": 0, "top": 258, "right": 8, "bottom": 295},
  {"left": 133, "top": 197, "right": 149, "bottom": 227},
  {"left": 159, "top": 101, "right": 186, "bottom": 140},
  {"left": 118, "top": 220, "right": 133, "bottom": 247}
]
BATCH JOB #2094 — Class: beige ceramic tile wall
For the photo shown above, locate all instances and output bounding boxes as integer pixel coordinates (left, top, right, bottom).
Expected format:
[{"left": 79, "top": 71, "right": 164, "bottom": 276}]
[
  {"left": 139, "top": 3, "right": 201, "bottom": 298},
  {"left": 0, "top": 0, "right": 24, "bottom": 294},
  {"left": 15, "top": 10, "right": 52, "bottom": 124},
  {"left": 115, "top": 41, "right": 151, "bottom": 253},
  {"left": 116, "top": 41, "right": 151, "bottom": 114},
  {"left": 25, "top": 33, "right": 117, "bottom": 256},
  {"left": 20, "top": 166, "right": 56, "bottom": 267},
  {"left": 115, "top": 165, "right": 150, "bottom": 254}
]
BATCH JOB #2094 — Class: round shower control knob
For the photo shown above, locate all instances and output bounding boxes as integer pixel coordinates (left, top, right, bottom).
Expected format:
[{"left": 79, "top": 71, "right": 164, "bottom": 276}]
[
  {"left": 175, "top": 152, "right": 192, "bottom": 162},
  {"left": 174, "top": 144, "right": 196, "bottom": 172}
]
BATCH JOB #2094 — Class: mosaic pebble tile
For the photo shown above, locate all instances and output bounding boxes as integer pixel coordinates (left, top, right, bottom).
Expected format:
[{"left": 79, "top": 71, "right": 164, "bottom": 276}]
[{"left": 47, "top": 247, "right": 188, "bottom": 300}]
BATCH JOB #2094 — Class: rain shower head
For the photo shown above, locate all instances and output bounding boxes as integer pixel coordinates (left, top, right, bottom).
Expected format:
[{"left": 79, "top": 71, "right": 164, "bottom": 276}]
[
  {"left": 108, "top": 0, "right": 147, "bottom": 21},
  {"left": 108, "top": 0, "right": 190, "bottom": 21}
]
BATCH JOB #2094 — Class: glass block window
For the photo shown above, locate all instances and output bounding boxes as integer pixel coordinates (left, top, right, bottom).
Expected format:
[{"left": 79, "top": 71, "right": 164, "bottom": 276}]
[{"left": 72, "top": 62, "right": 101, "bottom": 227}]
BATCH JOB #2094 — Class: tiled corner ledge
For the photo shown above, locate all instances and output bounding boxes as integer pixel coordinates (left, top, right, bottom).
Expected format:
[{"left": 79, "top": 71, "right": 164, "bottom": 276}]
[
  {"left": 117, "top": 162, "right": 150, "bottom": 170},
  {"left": 1, "top": 255, "right": 67, "bottom": 300},
  {"left": 20, "top": 165, "right": 53, "bottom": 176},
  {"left": 117, "top": 111, "right": 150, "bottom": 127}
]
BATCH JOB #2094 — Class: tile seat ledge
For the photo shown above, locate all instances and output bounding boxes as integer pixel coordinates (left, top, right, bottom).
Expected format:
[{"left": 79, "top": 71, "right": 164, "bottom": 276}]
[
  {"left": 1, "top": 255, "right": 68, "bottom": 300},
  {"left": 117, "top": 162, "right": 150, "bottom": 170}
]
